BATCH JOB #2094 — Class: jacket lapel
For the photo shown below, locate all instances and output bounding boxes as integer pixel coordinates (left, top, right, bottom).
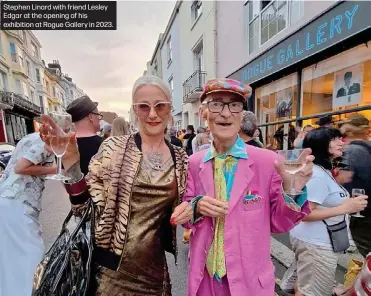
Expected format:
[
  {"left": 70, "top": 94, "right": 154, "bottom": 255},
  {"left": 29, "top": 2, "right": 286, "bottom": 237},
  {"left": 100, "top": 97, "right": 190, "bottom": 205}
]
[
  {"left": 199, "top": 160, "right": 215, "bottom": 199},
  {"left": 228, "top": 157, "right": 254, "bottom": 213}
]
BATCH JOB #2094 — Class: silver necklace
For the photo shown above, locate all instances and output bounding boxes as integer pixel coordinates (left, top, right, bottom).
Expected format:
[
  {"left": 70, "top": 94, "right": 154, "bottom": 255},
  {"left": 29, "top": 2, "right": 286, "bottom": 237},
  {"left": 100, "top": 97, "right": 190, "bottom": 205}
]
[
  {"left": 143, "top": 141, "right": 164, "bottom": 171},
  {"left": 147, "top": 151, "right": 164, "bottom": 170}
]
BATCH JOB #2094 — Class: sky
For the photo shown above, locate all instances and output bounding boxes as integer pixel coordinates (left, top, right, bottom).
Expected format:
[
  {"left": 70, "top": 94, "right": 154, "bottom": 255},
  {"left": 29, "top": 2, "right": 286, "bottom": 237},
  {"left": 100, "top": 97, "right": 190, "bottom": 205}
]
[{"left": 35, "top": 1, "right": 176, "bottom": 119}]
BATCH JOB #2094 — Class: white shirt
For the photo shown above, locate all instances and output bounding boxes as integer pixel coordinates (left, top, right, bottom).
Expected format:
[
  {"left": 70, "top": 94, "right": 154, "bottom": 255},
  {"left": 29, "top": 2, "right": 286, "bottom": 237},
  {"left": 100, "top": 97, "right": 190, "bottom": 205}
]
[
  {"left": 0, "top": 133, "right": 54, "bottom": 217},
  {"left": 290, "top": 165, "right": 350, "bottom": 249}
]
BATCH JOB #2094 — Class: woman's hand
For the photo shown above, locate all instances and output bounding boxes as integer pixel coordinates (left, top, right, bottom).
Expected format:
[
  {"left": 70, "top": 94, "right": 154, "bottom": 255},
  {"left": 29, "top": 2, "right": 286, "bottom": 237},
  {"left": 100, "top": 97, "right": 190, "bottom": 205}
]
[
  {"left": 341, "top": 195, "right": 368, "bottom": 214},
  {"left": 170, "top": 202, "right": 193, "bottom": 225},
  {"left": 275, "top": 148, "right": 314, "bottom": 194},
  {"left": 197, "top": 196, "right": 228, "bottom": 218},
  {"left": 39, "top": 115, "right": 80, "bottom": 170}
]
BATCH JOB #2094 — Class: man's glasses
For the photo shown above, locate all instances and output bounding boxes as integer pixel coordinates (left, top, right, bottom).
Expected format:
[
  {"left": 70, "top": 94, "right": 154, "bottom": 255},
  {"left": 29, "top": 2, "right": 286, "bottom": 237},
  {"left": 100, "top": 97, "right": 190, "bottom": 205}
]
[
  {"left": 206, "top": 100, "right": 244, "bottom": 113},
  {"left": 91, "top": 112, "right": 103, "bottom": 120},
  {"left": 133, "top": 101, "right": 172, "bottom": 118}
]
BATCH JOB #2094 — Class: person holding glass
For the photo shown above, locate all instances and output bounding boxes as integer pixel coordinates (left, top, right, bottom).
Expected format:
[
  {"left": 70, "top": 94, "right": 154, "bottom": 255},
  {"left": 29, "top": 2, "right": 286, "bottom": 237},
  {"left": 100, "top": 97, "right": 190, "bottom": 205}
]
[
  {"left": 40, "top": 75, "right": 190, "bottom": 296},
  {"left": 289, "top": 127, "right": 368, "bottom": 296},
  {"left": 0, "top": 132, "right": 57, "bottom": 296},
  {"left": 171, "top": 78, "right": 315, "bottom": 296},
  {"left": 341, "top": 114, "right": 371, "bottom": 257}
]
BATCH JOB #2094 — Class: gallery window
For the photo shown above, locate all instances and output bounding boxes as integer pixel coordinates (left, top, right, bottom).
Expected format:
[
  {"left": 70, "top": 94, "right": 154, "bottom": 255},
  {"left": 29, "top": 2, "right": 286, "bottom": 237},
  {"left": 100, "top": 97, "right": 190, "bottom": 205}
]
[
  {"left": 301, "top": 44, "right": 371, "bottom": 125},
  {"left": 255, "top": 73, "right": 298, "bottom": 148}
]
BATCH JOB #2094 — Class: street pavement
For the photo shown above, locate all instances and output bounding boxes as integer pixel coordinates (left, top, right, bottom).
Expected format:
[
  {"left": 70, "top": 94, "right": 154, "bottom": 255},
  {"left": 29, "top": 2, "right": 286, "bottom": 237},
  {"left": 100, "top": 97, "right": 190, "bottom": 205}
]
[{"left": 39, "top": 180, "right": 345, "bottom": 296}]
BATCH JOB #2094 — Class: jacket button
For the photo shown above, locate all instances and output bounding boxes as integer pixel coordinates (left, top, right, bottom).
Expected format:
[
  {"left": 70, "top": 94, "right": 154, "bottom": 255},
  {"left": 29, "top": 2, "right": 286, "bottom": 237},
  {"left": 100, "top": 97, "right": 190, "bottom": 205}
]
[
  {"left": 200, "top": 271, "right": 204, "bottom": 276},
  {"left": 204, "top": 250, "right": 207, "bottom": 254}
]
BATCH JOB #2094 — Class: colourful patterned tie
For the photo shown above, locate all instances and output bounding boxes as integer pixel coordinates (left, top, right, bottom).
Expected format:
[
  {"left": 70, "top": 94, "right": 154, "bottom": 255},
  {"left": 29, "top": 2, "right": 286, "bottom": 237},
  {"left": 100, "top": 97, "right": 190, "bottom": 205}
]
[{"left": 206, "top": 156, "right": 230, "bottom": 281}]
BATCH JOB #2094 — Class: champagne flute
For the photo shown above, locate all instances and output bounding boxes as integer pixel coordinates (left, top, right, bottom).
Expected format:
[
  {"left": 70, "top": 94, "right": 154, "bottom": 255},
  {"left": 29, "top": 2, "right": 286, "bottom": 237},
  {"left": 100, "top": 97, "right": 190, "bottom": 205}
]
[
  {"left": 45, "top": 112, "right": 72, "bottom": 181},
  {"left": 277, "top": 149, "right": 306, "bottom": 195},
  {"left": 351, "top": 188, "right": 365, "bottom": 218}
]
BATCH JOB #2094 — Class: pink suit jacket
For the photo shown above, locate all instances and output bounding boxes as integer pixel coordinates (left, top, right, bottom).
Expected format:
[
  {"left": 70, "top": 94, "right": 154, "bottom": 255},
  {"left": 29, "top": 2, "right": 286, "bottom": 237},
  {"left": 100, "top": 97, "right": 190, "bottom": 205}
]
[{"left": 183, "top": 145, "right": 310, "bottom": 296}]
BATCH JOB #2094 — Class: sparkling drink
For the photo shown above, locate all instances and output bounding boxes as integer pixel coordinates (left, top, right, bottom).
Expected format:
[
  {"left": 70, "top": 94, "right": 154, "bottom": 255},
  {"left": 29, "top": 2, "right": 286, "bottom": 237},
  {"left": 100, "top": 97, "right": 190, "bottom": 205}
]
[{"left": 283, "top": 161, "right": 306, "bottom": 174}]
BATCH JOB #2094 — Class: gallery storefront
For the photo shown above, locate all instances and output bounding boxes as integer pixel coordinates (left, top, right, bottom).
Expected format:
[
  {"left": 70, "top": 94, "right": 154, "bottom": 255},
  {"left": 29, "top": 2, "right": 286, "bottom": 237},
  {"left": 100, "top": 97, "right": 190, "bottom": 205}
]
[{"left": 228, "top": 1, "right": 371, "bottom": 149}]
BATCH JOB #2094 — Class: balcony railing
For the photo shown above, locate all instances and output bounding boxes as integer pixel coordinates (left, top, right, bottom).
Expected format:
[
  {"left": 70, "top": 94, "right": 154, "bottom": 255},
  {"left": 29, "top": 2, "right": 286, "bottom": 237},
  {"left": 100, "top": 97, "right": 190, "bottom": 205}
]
[
  {"left": 13, "top": 93, "right": 42, "bottom": 115},
  {"left": 0, "top": 90, "right": 15, "bottom": 110},
  {"left": 183, "top": 70, "right": 206, "bottom": 103}
]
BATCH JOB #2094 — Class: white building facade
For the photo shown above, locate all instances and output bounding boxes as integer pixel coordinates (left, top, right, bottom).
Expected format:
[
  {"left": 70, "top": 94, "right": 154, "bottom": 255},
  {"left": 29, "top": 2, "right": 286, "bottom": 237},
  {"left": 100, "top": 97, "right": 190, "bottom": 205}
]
[
  {"left": 160, "top": 2, "right": 183, "bottom": 130},
  {"left": 179, "top": 0, "right": 216, "bottom": 130},
  {"left": 59, "top": 74, "right": 85, "bottom": 108}
]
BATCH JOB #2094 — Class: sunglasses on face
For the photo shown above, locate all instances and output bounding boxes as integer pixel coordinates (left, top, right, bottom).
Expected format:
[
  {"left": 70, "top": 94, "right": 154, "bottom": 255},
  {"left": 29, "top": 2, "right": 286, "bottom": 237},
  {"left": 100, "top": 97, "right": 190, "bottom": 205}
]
[
  {"left": 206, "top": 100, "right": 244, "bottom": 113},
  {"left": 133, "top": 101, "right": 172, "bottom": 118}
]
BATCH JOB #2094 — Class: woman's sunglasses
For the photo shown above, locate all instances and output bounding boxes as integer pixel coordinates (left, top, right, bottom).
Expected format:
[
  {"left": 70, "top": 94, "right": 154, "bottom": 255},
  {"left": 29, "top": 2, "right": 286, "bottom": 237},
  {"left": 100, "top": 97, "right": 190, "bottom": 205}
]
[{"left": 133, "top": 101, "right": 172, "bottom": 119}]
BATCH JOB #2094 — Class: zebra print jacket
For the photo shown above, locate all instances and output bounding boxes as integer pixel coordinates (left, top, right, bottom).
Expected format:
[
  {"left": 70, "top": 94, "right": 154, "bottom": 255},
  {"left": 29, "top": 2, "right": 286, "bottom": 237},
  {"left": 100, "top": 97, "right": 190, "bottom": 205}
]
[{"left": 69, "top": 133, "right": 189, "bottom": 271}]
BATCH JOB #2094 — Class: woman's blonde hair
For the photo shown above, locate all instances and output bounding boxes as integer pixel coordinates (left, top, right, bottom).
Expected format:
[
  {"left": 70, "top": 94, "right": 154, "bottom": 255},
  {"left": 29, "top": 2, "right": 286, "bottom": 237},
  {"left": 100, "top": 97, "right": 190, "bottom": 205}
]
[
  {"left": 132, "top": 75, "right": 172, "bottom": 102},
  {"left": 111, "top": 117, "right": 130, "bottom": 136}
]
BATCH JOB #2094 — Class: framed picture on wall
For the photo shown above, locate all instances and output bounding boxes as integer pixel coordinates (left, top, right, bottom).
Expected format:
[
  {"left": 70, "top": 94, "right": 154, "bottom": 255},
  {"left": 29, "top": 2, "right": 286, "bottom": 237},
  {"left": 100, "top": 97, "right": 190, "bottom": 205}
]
[
  {"left": 333, "top": 64, "right": 363, "bottom": 108},
  {"left": 275, "top": 89, "right": 293, "bottom": 118}
]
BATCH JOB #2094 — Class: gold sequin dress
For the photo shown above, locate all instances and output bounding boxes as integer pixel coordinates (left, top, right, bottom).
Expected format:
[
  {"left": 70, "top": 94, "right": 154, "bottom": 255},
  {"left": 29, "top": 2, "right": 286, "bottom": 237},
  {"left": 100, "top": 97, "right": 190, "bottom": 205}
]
[{"left": 95, "top": 157, "right": 176, "bottom": 296}]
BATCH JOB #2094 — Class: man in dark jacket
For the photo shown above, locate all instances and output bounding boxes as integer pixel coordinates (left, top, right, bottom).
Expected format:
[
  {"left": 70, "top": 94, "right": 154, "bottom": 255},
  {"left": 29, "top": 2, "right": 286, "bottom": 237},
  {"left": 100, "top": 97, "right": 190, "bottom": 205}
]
[
  {"left": 342, "top": 114, "right": 371, "bottom": 257},
  {"left": 169, "top": 127, "right": 182, "bottom": 147}
]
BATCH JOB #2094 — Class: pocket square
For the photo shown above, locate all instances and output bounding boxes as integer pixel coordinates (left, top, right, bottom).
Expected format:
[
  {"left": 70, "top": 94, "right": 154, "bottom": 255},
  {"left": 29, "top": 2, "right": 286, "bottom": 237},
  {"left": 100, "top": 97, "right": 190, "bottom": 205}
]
[{"left": 244, "top": 190, "right": 262, "bottom": 205}]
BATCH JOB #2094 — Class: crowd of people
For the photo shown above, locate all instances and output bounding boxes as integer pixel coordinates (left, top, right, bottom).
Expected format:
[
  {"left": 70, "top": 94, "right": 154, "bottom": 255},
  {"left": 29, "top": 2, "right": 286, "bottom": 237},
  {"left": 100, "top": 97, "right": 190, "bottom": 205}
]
[{"left": 0, "top": 75, "right": 369, "bottom": 296}]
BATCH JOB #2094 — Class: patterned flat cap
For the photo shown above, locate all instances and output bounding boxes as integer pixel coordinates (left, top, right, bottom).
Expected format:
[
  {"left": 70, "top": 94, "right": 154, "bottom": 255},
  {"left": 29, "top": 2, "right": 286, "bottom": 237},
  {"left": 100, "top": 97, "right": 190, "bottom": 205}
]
[{"left": 199, "top": 78, "right": 252, "bottom": 102}]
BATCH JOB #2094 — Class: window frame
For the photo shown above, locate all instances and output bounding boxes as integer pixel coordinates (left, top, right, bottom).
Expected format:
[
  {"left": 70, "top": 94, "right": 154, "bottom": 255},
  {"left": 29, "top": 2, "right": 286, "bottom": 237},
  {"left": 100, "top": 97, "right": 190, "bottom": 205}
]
[
  {"left": 167, "top": 36, "right": 173, "bottom": 64},
  {"left": 244, "top": 0, "right": 303, "bottom": 55},
  {"left": 35, "top": 68, "right": 41, "bottom": 83},
  {"left": 191, "top": 0, "right": 203, "bottom": 22},
  {"left": 0, "top": 70, "right": 8, "bottom": 90},
  {"left": 9, "top": 42, "right": 17, "bottom": 63},
  {"left": 31, "top": 42, "right": 38, "bottom": 59},
  {"left": 168, "top": 76, "right": 174, "bottom": 98}
]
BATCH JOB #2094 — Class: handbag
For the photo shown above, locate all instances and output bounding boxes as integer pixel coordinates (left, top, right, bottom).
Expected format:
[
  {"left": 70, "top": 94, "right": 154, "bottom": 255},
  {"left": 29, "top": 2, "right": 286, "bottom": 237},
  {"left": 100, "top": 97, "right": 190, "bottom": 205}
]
[
  {"left": 323, "top": 217, "right": 350, "bottom": 253},
  {"left": 318, "top": 166, "right": 351, "bottom": 253},
  {"left": 32, "top": 199, "right": 95, "bottom": 296}
]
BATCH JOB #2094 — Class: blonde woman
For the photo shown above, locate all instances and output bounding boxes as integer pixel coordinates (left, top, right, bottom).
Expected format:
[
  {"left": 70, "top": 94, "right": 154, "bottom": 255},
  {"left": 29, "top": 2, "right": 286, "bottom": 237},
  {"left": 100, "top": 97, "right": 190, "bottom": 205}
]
[
  {"left": 111, "top": 117, "right": 129, "bottom": 136},
  {"left": 40, "top": 75, "right": 192, "bottom": 295}
]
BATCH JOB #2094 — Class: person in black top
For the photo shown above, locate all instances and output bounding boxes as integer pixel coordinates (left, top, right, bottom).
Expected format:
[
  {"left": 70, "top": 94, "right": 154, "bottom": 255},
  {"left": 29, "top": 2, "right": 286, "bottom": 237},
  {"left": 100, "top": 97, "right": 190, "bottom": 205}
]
[
  {"left": 239, "top": 111, "right": 262, "bottom": 148},
  {"left": 183, "top": 125, "right": 196, "bottom": 155},
  {"left": 66, "top": 96, "right": 103, "bottom": 175},
  {"left": 169, "top": 127, "right": 182, "bottom": 147}
]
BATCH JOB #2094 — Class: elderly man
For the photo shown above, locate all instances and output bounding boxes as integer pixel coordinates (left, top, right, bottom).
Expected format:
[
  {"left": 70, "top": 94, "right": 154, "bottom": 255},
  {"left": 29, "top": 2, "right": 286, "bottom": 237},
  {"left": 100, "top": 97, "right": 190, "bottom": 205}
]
[
  {"left": 172, "top": 78, "right": 314, "bottom": 296},
  {"left": 239, "top": 111, "right": 263, "bottom": 148}
]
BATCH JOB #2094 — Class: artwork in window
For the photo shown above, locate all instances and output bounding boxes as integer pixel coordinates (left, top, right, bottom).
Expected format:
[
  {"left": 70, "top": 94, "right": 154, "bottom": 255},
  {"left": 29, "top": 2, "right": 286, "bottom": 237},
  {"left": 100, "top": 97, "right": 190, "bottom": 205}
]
[
  {"left": 276, "top": 89, "right": 293, "bottom": 118},
  {"left": 333, "top": 64, "right": 363, "bottom": 108}
]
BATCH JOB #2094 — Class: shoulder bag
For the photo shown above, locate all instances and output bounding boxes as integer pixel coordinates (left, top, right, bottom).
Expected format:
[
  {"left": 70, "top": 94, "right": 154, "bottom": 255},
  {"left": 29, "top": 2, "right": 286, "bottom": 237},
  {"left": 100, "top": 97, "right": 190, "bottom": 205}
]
[
  {"left": 32, "top": 199, "right": 95, "bottom": 296},
  {"left": 318, "top": 166, "right": 350, "bottom": 253}
]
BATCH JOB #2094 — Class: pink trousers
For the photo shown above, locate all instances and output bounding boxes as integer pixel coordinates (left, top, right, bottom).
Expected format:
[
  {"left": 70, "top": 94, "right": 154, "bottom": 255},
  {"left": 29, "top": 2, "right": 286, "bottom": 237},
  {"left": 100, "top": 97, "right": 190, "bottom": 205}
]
[{"left": 197, "top": 269, "right": 231, "bottom": 296}]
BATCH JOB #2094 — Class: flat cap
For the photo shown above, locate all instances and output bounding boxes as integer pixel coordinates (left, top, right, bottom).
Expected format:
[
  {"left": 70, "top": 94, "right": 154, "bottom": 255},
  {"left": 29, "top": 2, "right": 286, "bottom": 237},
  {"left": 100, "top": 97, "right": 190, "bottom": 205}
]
[{"left": 199, "top": 78, "right": 252, "bottom": 102}]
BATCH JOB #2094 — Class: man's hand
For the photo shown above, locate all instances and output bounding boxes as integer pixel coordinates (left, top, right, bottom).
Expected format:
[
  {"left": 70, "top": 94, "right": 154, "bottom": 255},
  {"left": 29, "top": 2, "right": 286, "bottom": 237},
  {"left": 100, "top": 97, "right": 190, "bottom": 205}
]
[
  {"left": 39, "top": 115, "right": 80, "bottom": 170},
  {"left": 275, "top": 148, "right": 314, "bottom": 193},
  {"left": 197, "top": 196, "right": 228, "bottom": 218}
]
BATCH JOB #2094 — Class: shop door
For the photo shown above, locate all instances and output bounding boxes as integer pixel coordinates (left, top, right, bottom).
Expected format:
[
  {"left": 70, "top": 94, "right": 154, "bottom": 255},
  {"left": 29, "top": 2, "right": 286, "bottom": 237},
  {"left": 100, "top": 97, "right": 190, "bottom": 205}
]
[{"left": 262, "top": 110, "right": 276, "bottom": 148}]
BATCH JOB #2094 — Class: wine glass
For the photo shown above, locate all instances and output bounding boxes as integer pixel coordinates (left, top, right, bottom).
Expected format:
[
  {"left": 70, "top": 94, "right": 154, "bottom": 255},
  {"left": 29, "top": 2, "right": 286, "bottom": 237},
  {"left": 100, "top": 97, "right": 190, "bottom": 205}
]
[
  {"left": 277, "top": 149, "right": 306, "bottom": 195},
  {"left": 351, "top": 188, "right": 365, "bottom": 218},
  {"left": 45, "top": 112, "right": 72, "bottom": 181}
]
